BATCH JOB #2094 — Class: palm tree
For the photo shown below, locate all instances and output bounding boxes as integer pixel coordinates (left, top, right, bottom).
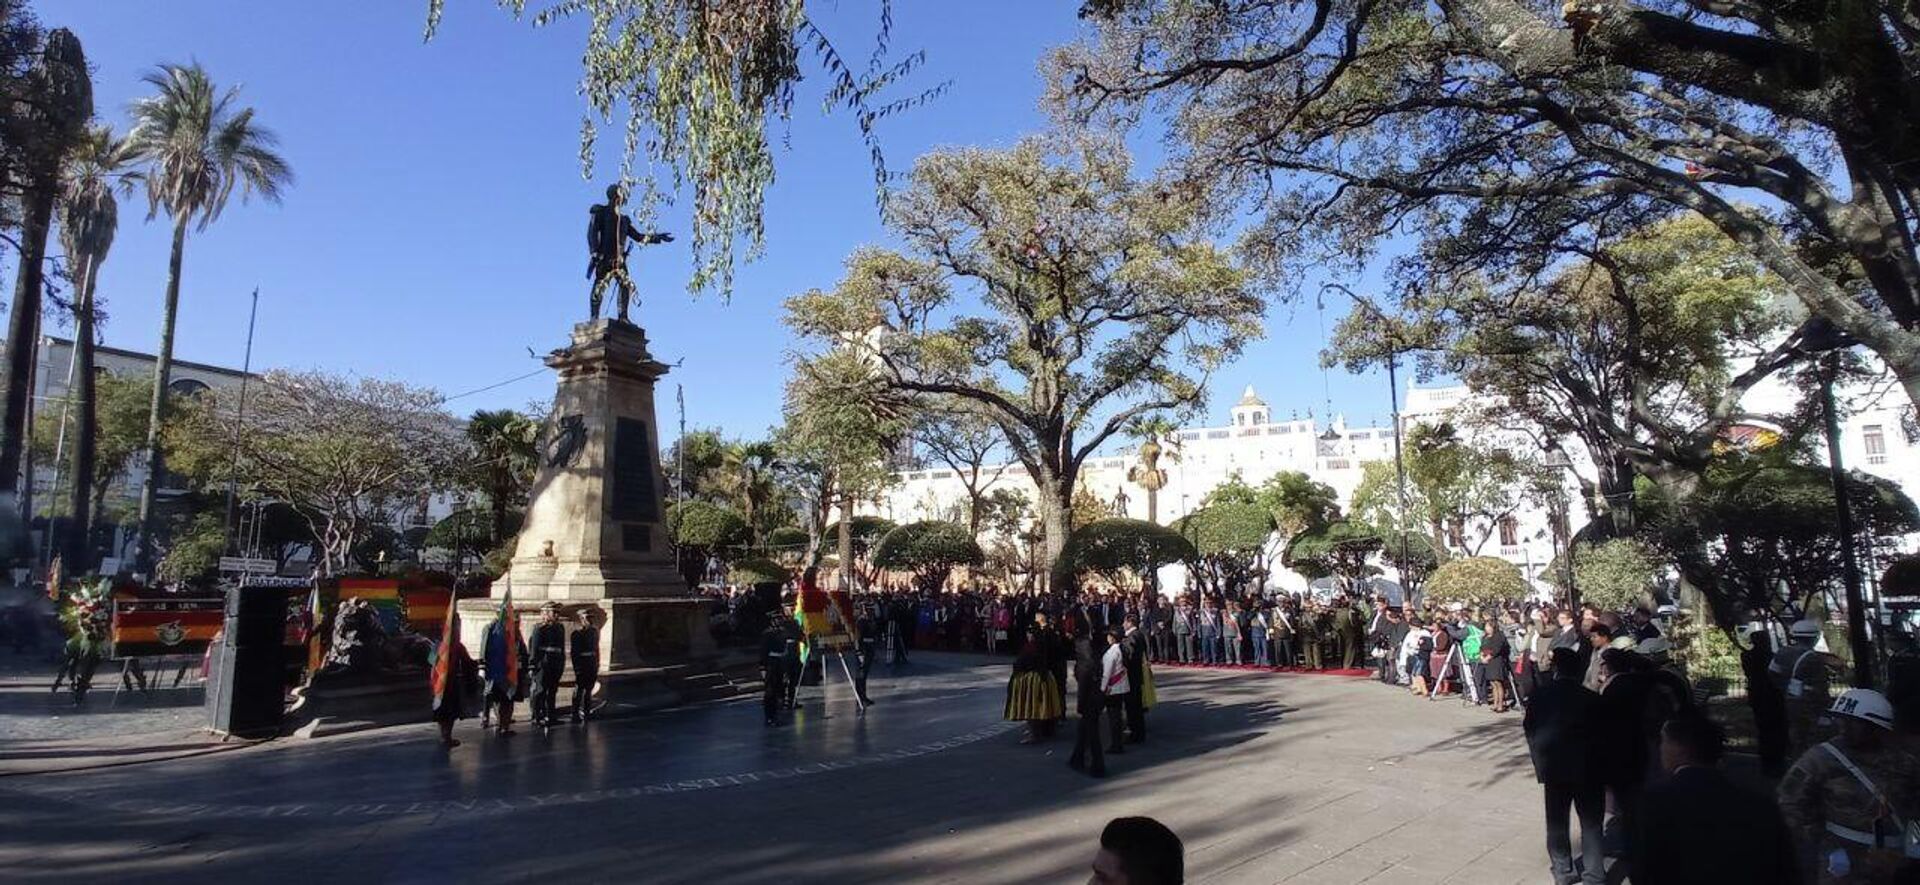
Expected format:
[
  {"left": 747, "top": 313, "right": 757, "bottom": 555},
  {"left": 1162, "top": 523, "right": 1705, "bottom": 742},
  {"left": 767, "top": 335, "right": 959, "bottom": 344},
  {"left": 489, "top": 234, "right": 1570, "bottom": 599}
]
[
  {"left": 465, "top": 409, "right": 539, "bottom": 547},
  {"left": 55, "top": 125, "right": 134, "bottom": 572},
  {"left": 124, "top": 63, "right": 292, "bottom": 571},
  {"left": 0, "top": 29, "right": 90, "bottom": 501},
  {"left": 715, "top": 439, "right": 780, "bottom": 545},
  {"left": 1124, "top": 415, "right": 1179, "bottom": 524}
]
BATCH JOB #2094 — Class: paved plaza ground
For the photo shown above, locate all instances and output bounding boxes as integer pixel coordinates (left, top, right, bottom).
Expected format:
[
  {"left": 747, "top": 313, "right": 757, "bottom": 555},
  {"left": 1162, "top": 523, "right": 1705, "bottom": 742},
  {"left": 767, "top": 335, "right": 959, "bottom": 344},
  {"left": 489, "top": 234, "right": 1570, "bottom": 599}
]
[{"left": 0, "top": 653, "right": 1551, "bottom": 884}]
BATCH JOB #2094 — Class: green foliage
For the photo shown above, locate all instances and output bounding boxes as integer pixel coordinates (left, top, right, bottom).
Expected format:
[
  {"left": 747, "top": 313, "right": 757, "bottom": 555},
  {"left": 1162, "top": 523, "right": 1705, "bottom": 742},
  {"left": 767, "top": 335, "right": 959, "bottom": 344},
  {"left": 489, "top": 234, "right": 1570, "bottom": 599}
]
[
  {"left": 156, "top": 512, "right": 223, "bottom": 585},
  {"left": 784, "top": 136, "right": 1266, "bottom": 585},
  {"left": 977, "top": 488, "right": 1031, "bottom": 537},
  {"left": 1062, "top": 518, "right": 1195, "bottom": 579},
  {"left": 464, "top": 409, "right": 539, "bottom": 545},
  {"left": 127, "top": 62, "right": 291, "bottom": 226},
  {"left": 1423, "top": 556, "right": 1530, "bottom": 608},
  {"left": 1376, "top": 528, "right": 1444, "bottom": 598},
  {"left": 425, "top": 0, "right": 939, "bottom": 296},
  {"left": 1175, "top": 502, "right": 1274, "bottom": 557},
  {"left": 164, "top": 370, "right": 462, "bottom": 578},
  {"left": 729, "top": 556, "right": 791, "bottom": 587},
  {"left": 666, "top": 500, "right": 751, "bottom": 591},
  {"left": 1069, "top": 485, "right": 1111, "bottom": 529},
  {"left": 822, "top": 515, "right": 896, "bottom": 558},
  {"left": 1283, "top": 520, "right": 1384, "bottom": 585},
  {"left": 766, "top": 524, "right": 809, "bottom": 552},
  {"left": 31, "top": 371, "right": 162, "bottom": 514},
  {"left": 1174, "top": 501, "right": 1276, "bottom": 593},
  {"left": 666, "top": 500, "right": 750, "bottom": 549},
  {"left": 1640, "top": 452, "right": 1920, "bottom": 622},
  {"left": 871, "top": 520, "right": 984, "bottom": 592},
  {"left": 1550, "top": 538, "right": 1661, "bottom": 612},
  {"left": 1350, "top": 424, "right": 1549, "bottom": 554}
]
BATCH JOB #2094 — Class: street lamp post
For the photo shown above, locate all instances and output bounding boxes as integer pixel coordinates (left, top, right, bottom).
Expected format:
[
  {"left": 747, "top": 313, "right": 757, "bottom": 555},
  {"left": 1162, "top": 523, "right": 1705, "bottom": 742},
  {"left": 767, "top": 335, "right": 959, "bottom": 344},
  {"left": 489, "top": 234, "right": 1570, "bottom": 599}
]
[
  {"left": 1795, "top": 319, "right": 1873, "bottom": 689},
  {"left": 1544, "top": 450, "right": 1578, "bottom": 614},
  {"left": 1319, "top": 284, "right": 1413, "bottom": 601}
]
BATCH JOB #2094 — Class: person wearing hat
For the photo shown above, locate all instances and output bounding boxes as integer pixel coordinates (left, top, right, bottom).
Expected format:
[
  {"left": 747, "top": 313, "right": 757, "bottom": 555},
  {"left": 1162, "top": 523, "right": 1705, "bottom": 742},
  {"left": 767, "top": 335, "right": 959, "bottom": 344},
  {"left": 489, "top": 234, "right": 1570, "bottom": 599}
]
[
  {"left": 1771, "top": 619, "right": 1841, "bottom": 757},
  {"left": 760, "top": 599, "right": 791, "bottom": 727},
  {"left": 528, "top": 601, "right": 569, "bottom": 731},
  {"left": 1777, "top": 688, "right": 1919, "bottom": 884},
  {"left": 569, "top": 606, "right": 601, "bottom": 722}
]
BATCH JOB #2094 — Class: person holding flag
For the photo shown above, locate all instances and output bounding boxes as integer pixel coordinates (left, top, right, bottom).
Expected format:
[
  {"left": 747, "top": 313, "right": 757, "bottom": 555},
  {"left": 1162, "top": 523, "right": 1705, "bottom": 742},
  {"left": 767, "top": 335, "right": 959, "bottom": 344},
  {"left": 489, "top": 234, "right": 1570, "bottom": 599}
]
[
  {"left": 482, "top": 591, "right": 528, "bottom": 737},
  {"left": 430, "top": 605, "right": 477, "bottom": 748}
]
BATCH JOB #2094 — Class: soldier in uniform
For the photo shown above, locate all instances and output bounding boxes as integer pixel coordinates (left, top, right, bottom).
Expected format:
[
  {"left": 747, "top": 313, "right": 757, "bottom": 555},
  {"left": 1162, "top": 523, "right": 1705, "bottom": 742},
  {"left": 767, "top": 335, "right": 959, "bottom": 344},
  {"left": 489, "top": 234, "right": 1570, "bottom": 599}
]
[
  {"left": 1771, "top": 619, "right": 1841, "bottom": 757},
  {"left": 780, "top": 600, "right": 804, "bottom": 710},
  {"left": 854, "top": 604, "right": 880, "bottom": 707},
  {"left": 569, "top": 606, "right": 601, "bottom": 722},
  {"left": 1337, "top": 596, "right": 1366, "bottom": 670},
  {"left": 1300, "top": 603, "right": 1325, "bottom": 671},
  {"left": 527, "top": 602, "right": 568, "bottom": 731},
  {"left": 760, "top": 608, "right": 789, "bottom": 727},
  {"left": 1777, "top": 689, "right": 1918, "bottom": 884}
]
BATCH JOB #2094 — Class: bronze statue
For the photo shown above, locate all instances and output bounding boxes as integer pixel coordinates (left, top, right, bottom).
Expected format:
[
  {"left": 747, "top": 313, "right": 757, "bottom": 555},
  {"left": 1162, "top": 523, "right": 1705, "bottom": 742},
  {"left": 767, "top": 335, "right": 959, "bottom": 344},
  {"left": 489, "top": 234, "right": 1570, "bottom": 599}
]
[{"left": 586, "top": 184, "right": 673, "bottom": 322}]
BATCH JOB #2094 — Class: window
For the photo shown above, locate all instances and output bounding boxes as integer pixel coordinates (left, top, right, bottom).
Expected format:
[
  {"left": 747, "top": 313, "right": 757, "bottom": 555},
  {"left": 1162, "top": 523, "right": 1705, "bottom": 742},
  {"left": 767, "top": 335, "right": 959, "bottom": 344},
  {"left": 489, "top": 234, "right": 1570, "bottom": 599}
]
[
  {"left": 1269, "top": 425, "right": 1291, "bottom": 435},
  {"left": 1350, "top": 431, "right": 1371, "bottom": 440},
  {"left": 1447, "top": 520, "right": 1465, "bottom": 549},
  {"left": 929, "top": 470, "right": 952, "bottom": 479},
  {"left": 1179, "top": 432, "right": 1201, "bottom": 441},
  {"left": 1207, "top": 430, "right": 1230, "bottom": 439},
  {"left": 1325, "top": 458, "right": 1350, "bottom": 470},
  {"left": 1498, "top": 516, "right": 1519, "bottom": 547},
  {"left": 1864, "top": 424, "right": 1887, "bottom": 464}
]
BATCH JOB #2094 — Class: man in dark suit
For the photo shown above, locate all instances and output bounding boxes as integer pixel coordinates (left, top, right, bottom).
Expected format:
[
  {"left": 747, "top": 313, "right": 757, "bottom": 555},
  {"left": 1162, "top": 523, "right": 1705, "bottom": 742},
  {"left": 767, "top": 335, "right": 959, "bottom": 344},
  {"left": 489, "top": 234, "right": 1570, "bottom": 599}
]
[
  {"left": 1525, "top": 647, "right": 1606, "bottom": 885},
  {"left": 1634, "top": 713, "right": 1802, "bottom": 885}
]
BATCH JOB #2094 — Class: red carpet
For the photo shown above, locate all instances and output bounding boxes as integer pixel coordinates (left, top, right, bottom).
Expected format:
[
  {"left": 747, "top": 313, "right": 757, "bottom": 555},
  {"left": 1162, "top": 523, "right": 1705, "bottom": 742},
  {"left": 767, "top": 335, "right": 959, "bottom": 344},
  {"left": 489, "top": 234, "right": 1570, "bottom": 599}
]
[{"left": 1154, "top": 662, "right": 1373, "bottom": 678}]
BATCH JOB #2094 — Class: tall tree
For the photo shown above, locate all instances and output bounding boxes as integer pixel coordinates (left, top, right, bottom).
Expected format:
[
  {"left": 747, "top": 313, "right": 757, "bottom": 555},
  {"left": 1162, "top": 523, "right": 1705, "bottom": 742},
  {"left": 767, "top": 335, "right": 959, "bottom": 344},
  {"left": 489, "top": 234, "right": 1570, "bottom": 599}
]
[
  {"left": 782, "top": 348, "right": 908, "bottom": 581},
  {"left": 1061, "top": 0, "right": 1920, "bottom": 410},
  {"left": 54, "top": 124, "right": 131, "bottom": 572},
  {"left": 1332, "top": 214, "right": 1796, "bottom": 536},
  {"left": 785, "top": 137, "right": 1262, "bottom": 587},
  {"left": 1350, "top": 423, "right": 1548, "bottom": 555},
  {"left": 0, "top": 26, "right": 87, "bottom": 499},
  {"left": 464, "top": 409, "right": 539, "bottom": 547},
  {"left": 916, "top": 408, "right": 1008, "bottom": 537},
  {"left": 124, "top": 63, "right": 292, "bottom": 571},
  {"left": 1122, "top": 414, "right": 1177, "bottom": 524},
  {"left": 165, "top": 370, "right": 461, "bottom": 577},
  {"left": 711, "top": 438, "right": 782, "bottom": 544}
]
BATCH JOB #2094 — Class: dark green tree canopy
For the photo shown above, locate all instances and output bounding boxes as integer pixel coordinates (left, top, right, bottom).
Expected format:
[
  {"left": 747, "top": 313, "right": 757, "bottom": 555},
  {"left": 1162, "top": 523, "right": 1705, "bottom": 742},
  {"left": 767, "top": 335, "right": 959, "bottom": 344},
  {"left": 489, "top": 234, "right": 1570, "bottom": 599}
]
[
  {"left": 1283, "top": 519, "right": 1383, "bottom": 584},
  {"left": 823, "top": 515, "right": 898, "bottom": 559},
  {"left": 1173, "top": 502, "right": 1274, "bottom": 557},
  {"left": 1061, "top": 518, "right": 1196, "bottom": 577},
  {"left": 666, "top": 500, "right": 751, "bottom": 550},
  {"left": 871, "top": 520, "right": 984, "bottom": 592},
  {"left": 1424, "top": 556, "right": 1531, "bottom": 608},
  {"left": 729, "top": 556, "right": 791, "bottom": 587}
]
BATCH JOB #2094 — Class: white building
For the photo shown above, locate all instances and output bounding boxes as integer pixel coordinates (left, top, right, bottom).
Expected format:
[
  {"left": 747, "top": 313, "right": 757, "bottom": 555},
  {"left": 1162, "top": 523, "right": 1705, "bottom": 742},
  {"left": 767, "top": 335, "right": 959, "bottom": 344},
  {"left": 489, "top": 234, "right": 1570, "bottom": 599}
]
[{"left": 864, "top": 375, "right": 1920, "bottom": 597}]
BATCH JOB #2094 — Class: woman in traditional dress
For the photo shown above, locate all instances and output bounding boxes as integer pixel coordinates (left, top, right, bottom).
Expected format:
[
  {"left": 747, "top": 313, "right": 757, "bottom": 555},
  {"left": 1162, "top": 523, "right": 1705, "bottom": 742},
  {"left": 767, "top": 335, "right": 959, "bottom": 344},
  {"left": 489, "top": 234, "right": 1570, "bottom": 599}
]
[{"left": 1004, "top": 630, "right": 1063, "bottom": 743}]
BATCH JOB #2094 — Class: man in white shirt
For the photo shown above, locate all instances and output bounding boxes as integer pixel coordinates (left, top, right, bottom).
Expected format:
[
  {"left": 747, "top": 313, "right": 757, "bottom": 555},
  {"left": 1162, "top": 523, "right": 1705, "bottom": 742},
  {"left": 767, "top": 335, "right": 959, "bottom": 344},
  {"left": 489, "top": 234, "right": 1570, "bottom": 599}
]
[{"left": 1101, "top": 627, "right": 1131, "bottom": 755}]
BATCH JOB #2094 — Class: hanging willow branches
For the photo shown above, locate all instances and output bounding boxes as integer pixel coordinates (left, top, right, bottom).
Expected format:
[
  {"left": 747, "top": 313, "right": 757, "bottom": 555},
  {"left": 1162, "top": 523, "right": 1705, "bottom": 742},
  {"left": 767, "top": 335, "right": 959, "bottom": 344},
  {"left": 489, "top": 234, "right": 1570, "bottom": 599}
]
[{"left": 424, "top": 0, "right": 942, "bottom": 297}]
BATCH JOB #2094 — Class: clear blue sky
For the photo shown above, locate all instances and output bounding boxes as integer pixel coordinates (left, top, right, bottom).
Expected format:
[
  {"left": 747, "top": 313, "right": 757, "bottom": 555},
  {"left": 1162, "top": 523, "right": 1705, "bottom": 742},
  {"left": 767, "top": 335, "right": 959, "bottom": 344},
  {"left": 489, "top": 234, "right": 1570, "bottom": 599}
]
[{"left": 48, "top": 1, "right": 1403, "bottom": 453}]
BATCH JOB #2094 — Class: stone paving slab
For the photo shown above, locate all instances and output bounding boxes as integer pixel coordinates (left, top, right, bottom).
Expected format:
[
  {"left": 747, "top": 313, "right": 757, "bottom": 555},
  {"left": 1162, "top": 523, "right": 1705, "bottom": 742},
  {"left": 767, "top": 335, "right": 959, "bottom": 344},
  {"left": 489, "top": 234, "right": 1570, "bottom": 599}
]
[{"left": 0, "top": 653, "right": 1556, "bottom": 884}]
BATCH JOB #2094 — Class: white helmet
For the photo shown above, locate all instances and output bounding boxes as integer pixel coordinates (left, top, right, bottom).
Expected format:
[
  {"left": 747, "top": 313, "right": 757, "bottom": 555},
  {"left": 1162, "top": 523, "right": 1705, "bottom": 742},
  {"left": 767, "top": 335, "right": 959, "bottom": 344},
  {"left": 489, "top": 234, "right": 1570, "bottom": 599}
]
[
  {"left": 1827, "top": 689, "right": 1896, "bottom": 731},
  {"left": 1789, "top": 619, "right": 1821, "bottom": 639}
]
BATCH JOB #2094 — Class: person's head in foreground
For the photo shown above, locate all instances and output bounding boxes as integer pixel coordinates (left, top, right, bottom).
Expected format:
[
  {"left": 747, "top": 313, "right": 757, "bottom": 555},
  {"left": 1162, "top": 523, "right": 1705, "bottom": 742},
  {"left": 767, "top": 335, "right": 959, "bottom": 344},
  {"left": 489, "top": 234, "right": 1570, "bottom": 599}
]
[{"left": 1091, "top": 816, "right": 1183, "bottom": 885}]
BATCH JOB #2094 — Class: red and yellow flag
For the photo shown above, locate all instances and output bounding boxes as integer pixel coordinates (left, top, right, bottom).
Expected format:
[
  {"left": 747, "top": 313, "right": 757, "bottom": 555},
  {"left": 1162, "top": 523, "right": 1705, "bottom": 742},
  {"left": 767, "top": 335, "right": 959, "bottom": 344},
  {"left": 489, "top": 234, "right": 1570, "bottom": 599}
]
[{"left": 431, "top": 598, "right": 460, "bottom": 711}]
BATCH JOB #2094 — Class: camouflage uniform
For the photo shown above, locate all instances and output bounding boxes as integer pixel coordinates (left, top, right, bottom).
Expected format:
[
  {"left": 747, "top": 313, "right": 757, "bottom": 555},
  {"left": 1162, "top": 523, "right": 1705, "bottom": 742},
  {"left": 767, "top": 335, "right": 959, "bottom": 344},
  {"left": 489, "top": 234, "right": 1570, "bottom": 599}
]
[
  {"left": 1772, "top": 645, "right": 1837, "bottom": 758},
  {"left": 1777, "top": 739, "right": 1920, "bottom": 884}
]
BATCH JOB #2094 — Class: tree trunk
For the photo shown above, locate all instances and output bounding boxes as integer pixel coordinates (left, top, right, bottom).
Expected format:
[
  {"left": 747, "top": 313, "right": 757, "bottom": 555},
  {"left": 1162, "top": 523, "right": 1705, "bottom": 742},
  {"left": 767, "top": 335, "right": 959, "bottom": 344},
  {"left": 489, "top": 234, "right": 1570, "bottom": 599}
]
[
  {"left": 1146, "top": 486, "right": 1158, "bottom": 524},
  {"left": 133, "top": 217, "right": 189, "bottom": 575},
  {"left": 1036, "top": 472, "right": 1073, "bottom": 595},
  {"left": 0, "top": 188, "right": 55, "bottom": 495},
  {"left": 63, "top": 258, "right": 98, "bottom": 573}
]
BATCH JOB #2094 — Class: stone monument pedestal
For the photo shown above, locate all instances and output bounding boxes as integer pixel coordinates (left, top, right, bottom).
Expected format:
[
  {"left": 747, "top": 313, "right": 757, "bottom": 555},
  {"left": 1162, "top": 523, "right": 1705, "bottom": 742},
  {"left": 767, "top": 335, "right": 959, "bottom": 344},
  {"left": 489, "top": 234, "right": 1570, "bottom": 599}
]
[{"left": 458, "top": 320, "right": 715, "bottom": 678}]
